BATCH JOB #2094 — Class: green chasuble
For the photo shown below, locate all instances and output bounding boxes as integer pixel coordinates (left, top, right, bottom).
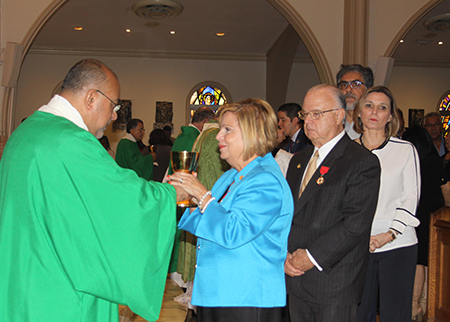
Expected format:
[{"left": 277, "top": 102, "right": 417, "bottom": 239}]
[
  {"left": 116, "top": 137, "right": 153, "bottom": 180},
  {"left": 177, "top": 122, "right": 230, "bottom": 282},
  {"left": 168, "top": 125, "right": 200, "bottom": 273},
  {"left": 0, "top": 112, "right": 176, "bottom": 322}
]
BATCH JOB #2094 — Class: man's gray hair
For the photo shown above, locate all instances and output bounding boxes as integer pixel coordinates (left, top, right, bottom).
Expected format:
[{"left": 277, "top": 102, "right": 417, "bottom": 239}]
[
  {"left": 425, "top": 111, "right": 440, "bottom": 119},
  {"left": 61, "top": 59, "right": 117, "bottom": 92},
  {"left": 336, "top": 64, "right": 374, "bottom": 88}
]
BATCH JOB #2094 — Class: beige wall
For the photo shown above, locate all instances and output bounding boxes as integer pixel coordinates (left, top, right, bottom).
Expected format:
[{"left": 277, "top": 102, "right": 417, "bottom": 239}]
[
  {"left": 286, "top": 62, "right": 321, "bottom": 104},
  {"left": 390, "top": 66, "right": 450, "bottom": 126},
  {"left": 16, "top": 53, "right": 270, "bottom": 150}
]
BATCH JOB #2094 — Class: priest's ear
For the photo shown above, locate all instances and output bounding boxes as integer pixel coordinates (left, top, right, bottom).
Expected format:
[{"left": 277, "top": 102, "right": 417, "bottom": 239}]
[{"left": 84, "top": 89, "right": 98, "bottom": 111}]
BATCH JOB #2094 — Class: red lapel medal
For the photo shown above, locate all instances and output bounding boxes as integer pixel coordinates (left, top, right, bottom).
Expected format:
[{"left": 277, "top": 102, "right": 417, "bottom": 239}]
[{"left": 316, "top": 166, "right": 329, "bottom": 185}]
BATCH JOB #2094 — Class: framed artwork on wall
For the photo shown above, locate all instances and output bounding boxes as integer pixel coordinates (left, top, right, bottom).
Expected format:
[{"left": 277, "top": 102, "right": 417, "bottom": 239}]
[
  {"left": 154, "top": 101, "right": 173, "bottom": 130},
  {"left": 113, "top": 99, "right": 132, "bottom": 131},
  {"left": 408, "top": 108, "right": 424, "bottom": 127}
]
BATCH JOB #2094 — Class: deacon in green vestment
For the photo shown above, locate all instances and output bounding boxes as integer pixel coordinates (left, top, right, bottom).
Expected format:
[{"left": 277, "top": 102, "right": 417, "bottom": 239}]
[
  {"left": 177, "top": 120, "right": 230, "bottom": 283},
  {"left": 0, "top": 59, "right": 187, "bottom": 322},
  {"left": 116, "top": 118, "right": 154, "bottom": 180},
  {"left": 167, "top": 107, "right": 215, "bottom": 273}
]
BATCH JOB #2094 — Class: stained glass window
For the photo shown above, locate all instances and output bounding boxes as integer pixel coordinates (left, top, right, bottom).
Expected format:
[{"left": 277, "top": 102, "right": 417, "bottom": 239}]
[
  {"left": 189, "top": 84, "right": 228, "bottom": 119},
  {"left": 439, "top": 92, "right": 450, "bottom": 136}
]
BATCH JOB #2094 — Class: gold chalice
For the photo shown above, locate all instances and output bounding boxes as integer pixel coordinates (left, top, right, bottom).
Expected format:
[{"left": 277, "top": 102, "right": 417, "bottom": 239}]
[{"left": 171, "top": 151, "right": 200, "bottom": 207}]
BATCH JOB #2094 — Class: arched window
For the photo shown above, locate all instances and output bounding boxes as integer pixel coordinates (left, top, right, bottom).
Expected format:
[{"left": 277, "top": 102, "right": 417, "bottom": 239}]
[
  {"left": 186, "top": 81, "right": 232, "bottom": 124},
  {"left": 438, "top": 91, "right": 450, "bottom": 136}
]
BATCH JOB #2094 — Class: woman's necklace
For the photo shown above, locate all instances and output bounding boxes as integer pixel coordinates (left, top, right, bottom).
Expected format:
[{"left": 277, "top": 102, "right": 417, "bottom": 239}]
[{"left": 360, "top": 133, "right": 389, "bottom": 151}]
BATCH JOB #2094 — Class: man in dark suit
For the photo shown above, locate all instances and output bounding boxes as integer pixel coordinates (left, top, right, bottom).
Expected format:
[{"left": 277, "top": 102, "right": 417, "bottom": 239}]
[
  {"left": 277, "top": 102, "right": 311, "bottom": 154},
  {"left": 284, "top": 84, "right": 381, "bottom": 322}
]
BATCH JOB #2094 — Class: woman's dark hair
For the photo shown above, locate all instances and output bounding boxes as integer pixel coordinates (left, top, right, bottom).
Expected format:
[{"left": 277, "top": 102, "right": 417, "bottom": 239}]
[
  {"left": 149, "top": 128, "right": 172, "bottom": 146},
  {"left": 99, "top": 135, "right": 111, "bottom": 150},
  {"left": 402, "top": 125, "right": 438, "bottom": 160}
]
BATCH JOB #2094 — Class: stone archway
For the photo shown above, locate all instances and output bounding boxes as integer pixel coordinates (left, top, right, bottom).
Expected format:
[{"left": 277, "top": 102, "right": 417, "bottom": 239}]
[
  {"left": 269, "top": 0, "right": 334, "bottom": 85},
  {"left": 1, "top": 0, "right": 68, "bottom": 144}
]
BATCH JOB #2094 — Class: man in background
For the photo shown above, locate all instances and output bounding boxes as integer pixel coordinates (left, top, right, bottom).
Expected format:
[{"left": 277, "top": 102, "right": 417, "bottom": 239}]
[
  {"left": 424, "top": 111, "right": 447, "bottom": 156},
  {"left": 116, "top": 118, "right": 155, "bottom": 180},
  {"left": 336, "top": 64, "right": 374, "bottom": 139},
  {"left": 285, "top": 84, "right": 380, "bottom": 322},
  {"left": 0, "top": 59, "right": 186, "bottom": 322},
  {"left": 277, "top": 102, "right": 310, "bottom": 154},
  {"left": 164, "top": 125, "right": 175, "bottom": 145}
]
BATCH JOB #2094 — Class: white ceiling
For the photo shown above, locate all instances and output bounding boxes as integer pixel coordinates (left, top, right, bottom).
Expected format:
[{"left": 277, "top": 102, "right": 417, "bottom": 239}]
[
  {"left": 31, "top": 0, "right": 450, "bottom": 67},
  {"left": 32, "top": 0, "right": 303, "bottom": 60}
]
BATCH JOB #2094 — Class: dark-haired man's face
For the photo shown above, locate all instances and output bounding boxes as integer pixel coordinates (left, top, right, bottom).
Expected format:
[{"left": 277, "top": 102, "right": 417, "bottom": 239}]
[
  {"left": 277, "top": 111, "right": 299, "bottom": 137},
  {"left": 339, "top": 71, "right": 366, "bottom": 110},
  {"left": 130, "top": 122, "right": 145, "bottom": 141}
]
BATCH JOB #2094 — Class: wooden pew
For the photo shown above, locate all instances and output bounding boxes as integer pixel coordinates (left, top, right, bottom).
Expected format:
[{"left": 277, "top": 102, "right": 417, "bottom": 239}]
[{"left": 427, "top": 206, "right": 450, "bottom": 321}]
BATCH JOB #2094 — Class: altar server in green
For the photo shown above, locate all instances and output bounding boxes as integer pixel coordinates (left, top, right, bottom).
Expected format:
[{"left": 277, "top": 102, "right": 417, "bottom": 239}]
[
  {"left": 116, "top": 118, "right": 154, "bottom": 180},
  {"left": 0, "top": 59, "right": 187, "bottom": 322}
]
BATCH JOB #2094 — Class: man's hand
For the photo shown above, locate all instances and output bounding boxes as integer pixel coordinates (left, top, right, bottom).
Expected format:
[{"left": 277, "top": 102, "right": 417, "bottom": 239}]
[
  {"left": 291, "top": 248, "right": 314, "bottom": 272},
  {"left": 173, "top": 185, "right": 190, "bottom": 202},
  {"left": 284, "top": 252, "right": 305, "bottom": 277}
]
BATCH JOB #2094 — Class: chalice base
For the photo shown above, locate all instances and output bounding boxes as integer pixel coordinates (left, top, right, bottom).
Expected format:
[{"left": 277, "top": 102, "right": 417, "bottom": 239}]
[{"left": 177, "top": 199, "right": 197, "bottom": 208}]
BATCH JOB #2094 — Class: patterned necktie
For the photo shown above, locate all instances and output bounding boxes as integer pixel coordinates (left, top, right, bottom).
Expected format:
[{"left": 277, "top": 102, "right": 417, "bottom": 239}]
[
  {"left": 299, "top": 150, "right": 319, "bottom": 198},
  {"left": 289, "top": 140, "right": 294, "bottom": 153}
]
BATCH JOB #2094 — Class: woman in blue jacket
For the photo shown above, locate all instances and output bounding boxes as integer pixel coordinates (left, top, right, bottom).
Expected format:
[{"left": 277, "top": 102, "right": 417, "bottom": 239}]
[{"left": 169, "top": 98, "right": 294, "bottom": 322}]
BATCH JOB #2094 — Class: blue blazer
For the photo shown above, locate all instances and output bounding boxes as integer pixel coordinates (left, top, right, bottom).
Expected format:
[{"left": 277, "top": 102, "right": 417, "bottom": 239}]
[{"left": 179, "top": 153, "right": 294, "bottom": 307}]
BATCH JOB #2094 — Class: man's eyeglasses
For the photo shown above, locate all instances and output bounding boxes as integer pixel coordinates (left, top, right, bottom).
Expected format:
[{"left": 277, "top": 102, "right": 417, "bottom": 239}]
[
  {"left": 299, "top": 108, "right": 340, "bottom": 120},
  {"left": 337, "top": 80, "right": 365, "bottom": 90},
  {"left": 424, "top": 123, "right": 441, "bottom": 129},
  {"left": 96, "top": 90, "right": 121, "bottom": 113}
]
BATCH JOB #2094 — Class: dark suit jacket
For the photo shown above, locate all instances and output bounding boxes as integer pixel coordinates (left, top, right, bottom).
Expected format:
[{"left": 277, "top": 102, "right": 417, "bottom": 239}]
[
  {"left": 286, "top": 134, "right": 381, "bottom": 305},
  {"left": 284, "top": 128, "right": 311, "bottom": 154}
]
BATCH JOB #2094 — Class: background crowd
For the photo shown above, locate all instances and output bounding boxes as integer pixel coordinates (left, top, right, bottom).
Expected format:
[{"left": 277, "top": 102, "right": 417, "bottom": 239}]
[{"left": 0, "top": 59, "right": 447, "bottom": 322}]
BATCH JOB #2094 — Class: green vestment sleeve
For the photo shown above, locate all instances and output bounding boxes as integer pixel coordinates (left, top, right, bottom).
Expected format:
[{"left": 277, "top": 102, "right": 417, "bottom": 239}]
[
  {"left": 0, "top": 112, "right": 176, "bottom": 322},
  {"left": 116, "top": 138, "right": 154, "bottom": 180}
]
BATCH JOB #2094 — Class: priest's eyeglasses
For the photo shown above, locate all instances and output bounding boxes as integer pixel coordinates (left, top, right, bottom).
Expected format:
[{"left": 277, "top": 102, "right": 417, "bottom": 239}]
[
  {"left": 96, "top": 90, "right": 121, "bottom": 113},
  {"left": 337, "top": 80, "right": 365, "bottom": 90},
  {"left": 299, "top": 108, "right": 340, "bottom": 120}
]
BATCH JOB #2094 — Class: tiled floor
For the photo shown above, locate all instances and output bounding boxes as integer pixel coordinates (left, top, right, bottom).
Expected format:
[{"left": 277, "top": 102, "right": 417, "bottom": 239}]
[{"left": 119, "top": 277, "right": 188, "bottom": 322}]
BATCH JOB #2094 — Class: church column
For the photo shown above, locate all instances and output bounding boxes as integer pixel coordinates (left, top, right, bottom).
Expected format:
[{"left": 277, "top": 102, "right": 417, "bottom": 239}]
[{"left": 343, "top": 0, "right": 369, "bottom": 66}]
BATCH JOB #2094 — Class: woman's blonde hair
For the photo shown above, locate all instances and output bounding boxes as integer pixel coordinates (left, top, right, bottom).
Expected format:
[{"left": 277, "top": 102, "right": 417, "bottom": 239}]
[
  {"left": 218, "top": 98, "right": 278, "bottom": 161},
  {"left": 353, "top": 85, "right": 400, "bottom": 137}
]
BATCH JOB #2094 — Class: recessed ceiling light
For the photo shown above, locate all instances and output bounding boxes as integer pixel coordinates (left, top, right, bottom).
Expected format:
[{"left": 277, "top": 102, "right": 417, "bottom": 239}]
[
  {"left": 438, "top": 41, "right": 444, "bottom": 45},
  {"left": 126, "top": 29, "right": 132, "bottom": 33},
  {"left": 216, "top": 32, "right": 225, "bottom": 37},
  {"left": 74, "top": 26, "right": 83, "bottom": 31},
  {"left": 399, "top": 39, "right": 404, "bottom": 43},
  {"left": 170, "top": 30, "right": 176, "bottom": 34}
]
